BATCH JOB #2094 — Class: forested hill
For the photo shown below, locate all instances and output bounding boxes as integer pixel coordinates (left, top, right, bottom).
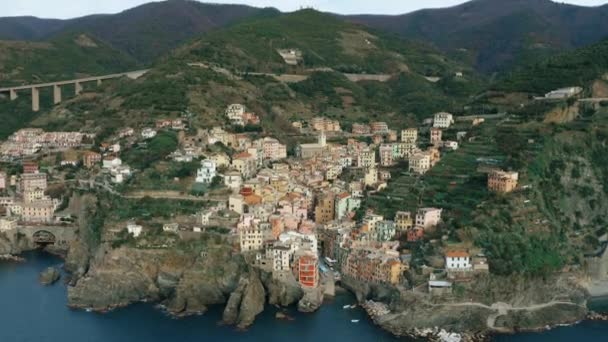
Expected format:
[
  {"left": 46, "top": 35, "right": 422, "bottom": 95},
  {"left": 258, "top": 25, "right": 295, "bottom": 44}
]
[{"left": 348, "top": 0, "right": 608, "bottom": 73}]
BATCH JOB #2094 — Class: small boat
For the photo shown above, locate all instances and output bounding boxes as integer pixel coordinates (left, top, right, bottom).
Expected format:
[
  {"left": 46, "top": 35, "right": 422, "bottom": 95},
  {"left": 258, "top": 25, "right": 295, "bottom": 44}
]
[
  {"left": 343, "top": 305, "right": 351, "bottom": 309},
  {"left": 350, "top": 304, "right": 358, "bottom": 309},
  {"left": 85, "top": 308, "right": 93, "bottom": 313},
  {"left": 351, "top": 319, "right": 360, "bottom": 323}
]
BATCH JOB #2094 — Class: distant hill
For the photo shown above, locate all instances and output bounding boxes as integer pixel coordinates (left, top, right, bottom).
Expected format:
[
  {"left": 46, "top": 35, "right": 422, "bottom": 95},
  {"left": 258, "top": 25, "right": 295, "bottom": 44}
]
[
  {"left": 0, "top": 16, "right": 66, "bottom": 41},
  {"left": 0, "top": 0, "right": 275, "bottom": 63},
  {"left": 348, "top": 0, "right": 608, "bottom": 73}
]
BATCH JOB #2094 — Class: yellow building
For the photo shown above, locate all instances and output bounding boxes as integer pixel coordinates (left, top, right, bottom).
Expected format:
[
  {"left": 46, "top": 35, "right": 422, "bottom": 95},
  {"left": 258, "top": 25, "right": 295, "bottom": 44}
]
[
  {"left": 401, "top": 128, "right": 418, "bottom": 143},
  {"left": 315, "top": 193, "right": 335, "bottom": 224},
  {"left": 394, "top": 211, "right": 413, "bottom": 232},
  {"left": 488, "top": 170, "right": 519, "bottom": 193}
]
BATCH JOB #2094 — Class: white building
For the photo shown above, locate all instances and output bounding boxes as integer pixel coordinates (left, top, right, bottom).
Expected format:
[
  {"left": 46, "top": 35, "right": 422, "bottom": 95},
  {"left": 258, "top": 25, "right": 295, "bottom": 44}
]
[
  {"left": 200, "top": 211, "right": 213, "bottom": 226},
  {"left": 226, "top": 104, "right": 246, "bottom": 126},
  {"left": 433, "top": 112, "right": 454, "bottom": 128},
  {"left": 196, "top": 160, "right": 217, "bottom": 184},
  {"left": 445, "top": 251, "right": 472, "bottom": 271},
  {"left": 141, "top": 128, "right": 157, "bottom": 139},
  {"left": 110, "top": 165, "right": 131, "bottom": 184},
  {"left": 443, "top": 141, "right": 459, "bottom": 150},
  {"left": 223, "top": 170, "right": 242, "bottom": 190},
  {"left": 545, "top": 87, "right": 583, "bottom": 99},
  {"left": 270, "top": 243, "right": 292, "bottom": 272},
  {"left": 103, "top": 156, "right": 122, "bottom": 169},
  {"left": 363, "top": 213, "right": 384, "bottom": 232},
  {"left": 415, "top": 208, "right": 442, "bottom": 229},
  {"left": 229, "top": 194, "right": 245, "bottom": 215},
  {"left": 127, "top": 223, "right": 143, "bottom": 237},
  {"left": 163, "top": 223, "right": 179, "bottom": 233}
]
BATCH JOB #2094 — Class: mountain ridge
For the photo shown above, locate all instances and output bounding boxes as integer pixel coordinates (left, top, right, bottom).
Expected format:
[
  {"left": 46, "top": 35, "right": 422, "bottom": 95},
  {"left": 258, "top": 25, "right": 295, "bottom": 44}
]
[{"left": 347, "top": 0, "right": 608, "bottom": 72}]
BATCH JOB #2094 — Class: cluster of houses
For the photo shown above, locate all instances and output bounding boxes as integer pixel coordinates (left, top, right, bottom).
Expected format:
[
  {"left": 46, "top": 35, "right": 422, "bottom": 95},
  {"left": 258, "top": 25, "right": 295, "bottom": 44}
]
[
  {"left": 0, "top": 129, "right": 91, "bottom": 160},
  {"left": 0, "top": 161, "right": 61, "bottom": 228},
  {"left": 225, "top": 104, "right": 260, "bottom": 127},
  {"left": 0, "top": 102, "right": 516, "bottom": 297}
]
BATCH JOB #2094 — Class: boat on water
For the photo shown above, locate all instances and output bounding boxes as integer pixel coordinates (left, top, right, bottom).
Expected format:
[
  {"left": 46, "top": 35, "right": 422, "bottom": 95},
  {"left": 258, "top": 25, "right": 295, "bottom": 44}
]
[
  {"left": 351, "top": 319, "right": 360, "bottom": 323},
  {"left": 343, "top": 305, "right": 351, "bottom": 309}
]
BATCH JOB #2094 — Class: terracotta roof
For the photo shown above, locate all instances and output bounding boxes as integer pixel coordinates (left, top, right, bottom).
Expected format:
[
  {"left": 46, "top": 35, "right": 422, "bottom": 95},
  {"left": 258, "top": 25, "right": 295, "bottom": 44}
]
[
  {"left": 244, "top": 194, "right": 263, "bottom": 206},
  {"left": 233, "top": 152, "right": 252, "bottom": 159},
  {"left": 446, "top": 251, "right": 469, "bottom": 258},
  {"left": 337, "top": 192, "right": 350, "bottom": 200}
]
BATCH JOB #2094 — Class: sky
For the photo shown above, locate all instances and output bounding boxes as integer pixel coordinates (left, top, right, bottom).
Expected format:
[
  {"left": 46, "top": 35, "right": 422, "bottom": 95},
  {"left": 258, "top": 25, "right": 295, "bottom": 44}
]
[{"left": 1, "top": 0, "right": 607, "bottom": 19}]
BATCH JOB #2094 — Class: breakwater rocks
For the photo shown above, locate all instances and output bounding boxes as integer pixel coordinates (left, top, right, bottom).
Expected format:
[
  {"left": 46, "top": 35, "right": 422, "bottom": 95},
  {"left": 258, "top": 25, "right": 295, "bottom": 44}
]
[
  {"left": 587, "top": 311, "right": 608, "bottom": 321},
  {"left": 363, "top": 299, "right": 489, "bottom": 342},
  {"left": 0, "top": 254, "right": 25, "bottom": 262}
]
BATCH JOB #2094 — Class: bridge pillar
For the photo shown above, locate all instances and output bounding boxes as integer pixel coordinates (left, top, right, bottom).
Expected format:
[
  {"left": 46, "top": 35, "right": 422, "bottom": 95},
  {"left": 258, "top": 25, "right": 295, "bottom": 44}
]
[
  {"left": 53, "top": 85, "right": 62, "bottom": 105},
  {"left": 9, "top": 89, "right": 18, "bottom": 101},
  {"left": 97, "top": 79, "right": 102, "bottom": 86},
  {"left": 32, "top": 87, "right": 40, "bottom": 112},
  {"left": 75, "top": 82, "right": 83, "bottom": 95}
]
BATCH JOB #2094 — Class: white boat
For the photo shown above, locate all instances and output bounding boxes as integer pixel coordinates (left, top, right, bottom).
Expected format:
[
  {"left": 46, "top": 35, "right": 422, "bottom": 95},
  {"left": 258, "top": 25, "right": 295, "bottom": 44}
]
[
  {"left": 343, "top": 305, "right": 351, "bottom": 309},
  {"left": 350, "top": 304, "right": 358, "bottom": 309},
  {"left": 351, "top": 319, "right": 360, "bottom": 323}
]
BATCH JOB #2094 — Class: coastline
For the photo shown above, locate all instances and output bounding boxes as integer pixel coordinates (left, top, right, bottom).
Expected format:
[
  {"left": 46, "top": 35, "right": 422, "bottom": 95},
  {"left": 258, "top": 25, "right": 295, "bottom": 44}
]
[{"left": 4, "top": 248, "right": 608, "bottom": 341}]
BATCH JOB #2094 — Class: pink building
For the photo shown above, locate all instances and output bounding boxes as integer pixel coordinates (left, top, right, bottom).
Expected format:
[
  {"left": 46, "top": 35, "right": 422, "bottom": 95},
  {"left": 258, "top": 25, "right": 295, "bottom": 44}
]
[{"left": 0, "top": 171, "right": 6, "bottom": 190}]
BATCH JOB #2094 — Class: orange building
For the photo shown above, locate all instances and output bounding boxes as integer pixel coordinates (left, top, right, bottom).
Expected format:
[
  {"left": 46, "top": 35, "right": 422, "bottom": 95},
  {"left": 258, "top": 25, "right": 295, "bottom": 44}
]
[
  {"left": 83, "top": 151, "right": 102, "bottom": 168},
  {"left": 488, "top": 170, "right": 519, "bottom": 193},
  {"left": 296, "top": 252, "right": 319, "bottom": 288}
]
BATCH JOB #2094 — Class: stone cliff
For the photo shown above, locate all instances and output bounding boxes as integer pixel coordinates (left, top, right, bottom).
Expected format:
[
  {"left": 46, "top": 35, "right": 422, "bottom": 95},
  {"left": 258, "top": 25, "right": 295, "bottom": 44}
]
[
  {"left": 68, "top": 243, "right": 246, "bottom": 314},
  {"left": 345, "top": 274, "right": 589, "bottom": 336},
  {"left": 223, "top": 269, "right": 266, "bottom": 329}
]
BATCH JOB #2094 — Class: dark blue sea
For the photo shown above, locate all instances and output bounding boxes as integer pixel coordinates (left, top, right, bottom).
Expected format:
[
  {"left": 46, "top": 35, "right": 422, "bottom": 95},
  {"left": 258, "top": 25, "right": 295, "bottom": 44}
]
[{"left": 1, "top": 251, "right": 607, "bottom": 341}]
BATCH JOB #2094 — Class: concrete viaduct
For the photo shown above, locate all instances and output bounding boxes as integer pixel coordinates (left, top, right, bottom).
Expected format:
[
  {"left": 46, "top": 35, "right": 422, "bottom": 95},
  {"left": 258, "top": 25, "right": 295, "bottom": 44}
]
[{"left": 0, "top": 69, "right": 149, "bottom": 112}]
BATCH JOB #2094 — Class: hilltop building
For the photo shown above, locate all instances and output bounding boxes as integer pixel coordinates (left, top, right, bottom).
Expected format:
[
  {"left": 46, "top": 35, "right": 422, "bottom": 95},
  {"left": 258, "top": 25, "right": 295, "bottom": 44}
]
[{"left": 488, "top": 170, "right": 519, "bottom": 193}]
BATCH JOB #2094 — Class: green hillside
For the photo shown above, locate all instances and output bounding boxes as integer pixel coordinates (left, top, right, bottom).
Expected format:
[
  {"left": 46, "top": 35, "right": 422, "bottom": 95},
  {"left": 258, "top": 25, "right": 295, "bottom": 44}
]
[
  {"left": 13, "top": 10, "right": 483, "bottom": 143},
  {"left": 494, "top": 39, "right": 608, "bottom": 94},
  {"left": 178, "top": 9, "right": 466, "bottom": 76},
  {"left": 0, "top": 33, "right": 137, "bottom": 86}
]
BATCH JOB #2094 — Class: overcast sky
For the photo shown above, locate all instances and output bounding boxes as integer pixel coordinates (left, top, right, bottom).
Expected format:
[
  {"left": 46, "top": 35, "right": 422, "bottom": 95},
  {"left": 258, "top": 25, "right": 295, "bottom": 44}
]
[{"left": 2, "top": 0, "right": 606, "bottom": 19}]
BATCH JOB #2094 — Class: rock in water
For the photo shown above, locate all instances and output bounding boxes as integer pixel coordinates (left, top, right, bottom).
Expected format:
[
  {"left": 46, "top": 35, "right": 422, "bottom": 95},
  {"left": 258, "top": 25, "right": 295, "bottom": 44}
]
[
  {"left": 40, "top": 267, "right": 61, "bottom": 285},
  {"left": 297, "top": 287, "right": 324, "bottom": 313},
  {"left": 223, "top": 270, "right": 266, "bottom": 329},
  {"left": 236, "top": 270, "right": 266, "bottom": 329},
  {"left": 223, "top": 281, "right": 245, "bottom": 325}
]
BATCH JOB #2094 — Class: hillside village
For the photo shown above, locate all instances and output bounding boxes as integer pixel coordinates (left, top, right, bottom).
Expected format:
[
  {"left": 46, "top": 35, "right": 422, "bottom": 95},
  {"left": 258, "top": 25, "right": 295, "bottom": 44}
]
[
  {"left": 0, "top": 94, "right": 532, "bottom": 302},
  {"left": 2, "top": 3, "right": 608, "bottom": 339}
]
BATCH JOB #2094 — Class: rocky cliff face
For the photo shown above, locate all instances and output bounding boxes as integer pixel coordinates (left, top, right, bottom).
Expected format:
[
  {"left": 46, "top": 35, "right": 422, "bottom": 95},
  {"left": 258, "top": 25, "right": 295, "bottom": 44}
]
[
  {"left": 261, "top": 271, "right": 303, "bottom": 307},
  {"left": 222, "top": 269, "right": 266, "bottom": 329},
  {"left": 68, "top": 243, "right": 246, "bottom": 314},
  {"left": 297, "top": 287, "right": 324, "bottom": 313},
  {"left": 0, "top": 230, "right": 34, "bottom": 255}
]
